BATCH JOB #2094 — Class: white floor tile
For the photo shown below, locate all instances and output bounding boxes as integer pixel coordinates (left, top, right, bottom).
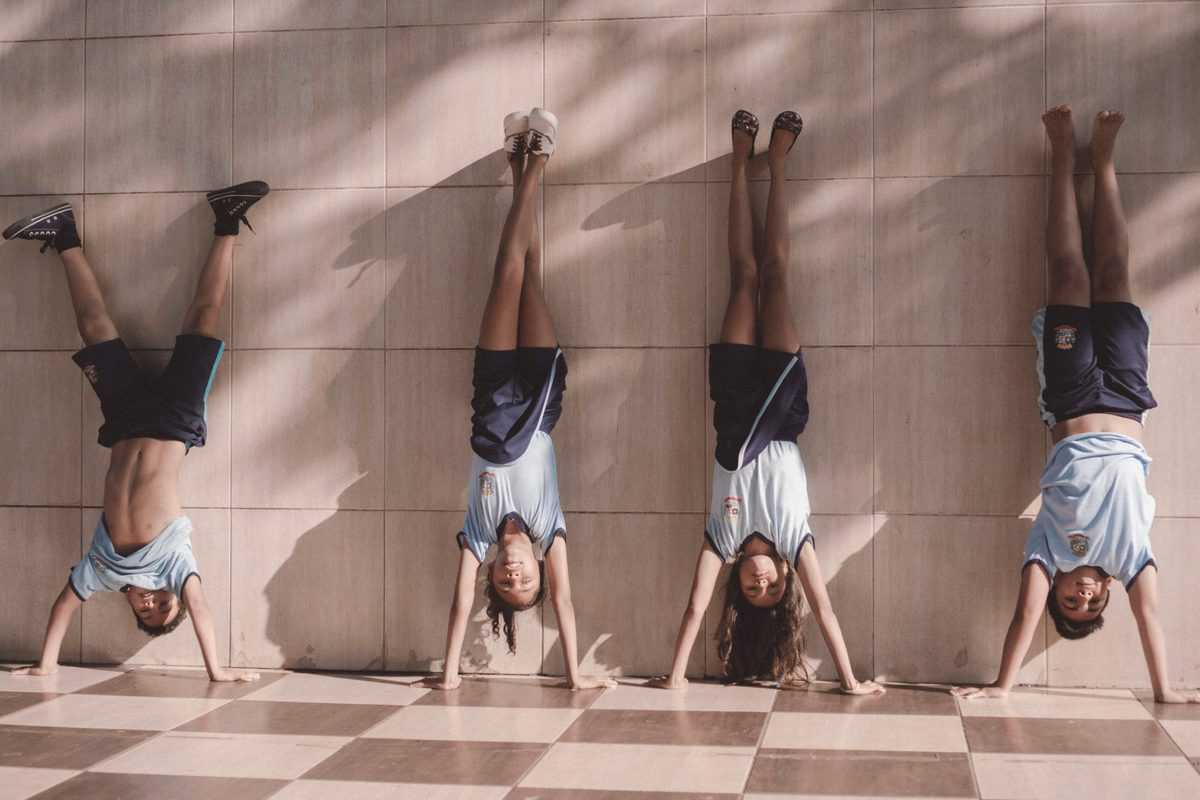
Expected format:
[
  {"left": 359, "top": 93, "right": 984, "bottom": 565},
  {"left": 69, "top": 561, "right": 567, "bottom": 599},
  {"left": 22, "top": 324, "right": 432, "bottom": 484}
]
[
  {"left": 763, "top": 712, "right": 969, "bottom": 752},
  {"left": 90, "top": 732, "right": 350, "bottom": 780}
]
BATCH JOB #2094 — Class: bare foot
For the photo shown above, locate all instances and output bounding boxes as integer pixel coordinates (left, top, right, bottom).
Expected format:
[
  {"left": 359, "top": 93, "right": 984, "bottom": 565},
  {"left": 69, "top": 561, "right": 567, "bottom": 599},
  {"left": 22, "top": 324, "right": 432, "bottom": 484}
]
[
  {"left": 1042, "top": 105, "right": 1075, "bottom": 154},
  {"left": 1091, "top": 110, "right": 1124, "bottom": 169}
]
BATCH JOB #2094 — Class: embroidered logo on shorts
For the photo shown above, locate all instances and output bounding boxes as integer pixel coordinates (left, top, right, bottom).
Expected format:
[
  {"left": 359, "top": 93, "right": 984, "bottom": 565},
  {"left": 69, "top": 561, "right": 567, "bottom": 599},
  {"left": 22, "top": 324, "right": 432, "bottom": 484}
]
[
  {"left": 479, "top": 472, "right": 496, "bottom": 498},
  {"left": 1067, "top": 532, "right": 1090, "bottom": 556},
  {"left": 1054, "top": 324, "right": 1078, "bottom": 350},
  {"left": 723, "top": 496, "right": 742, "bottom": 519},
  {"left": 82, "top": 364, "right": 100, "bottom": 385}
]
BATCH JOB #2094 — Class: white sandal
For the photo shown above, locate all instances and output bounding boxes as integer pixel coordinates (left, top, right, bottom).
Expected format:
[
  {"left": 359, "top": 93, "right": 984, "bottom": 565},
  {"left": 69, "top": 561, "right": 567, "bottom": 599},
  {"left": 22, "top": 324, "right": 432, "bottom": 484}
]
[
  {"left": 503, "top": 111, "right": 530, "bottom": 158},
  {"left": 527, "top": 107, "right": 558, "bottom": 157}
]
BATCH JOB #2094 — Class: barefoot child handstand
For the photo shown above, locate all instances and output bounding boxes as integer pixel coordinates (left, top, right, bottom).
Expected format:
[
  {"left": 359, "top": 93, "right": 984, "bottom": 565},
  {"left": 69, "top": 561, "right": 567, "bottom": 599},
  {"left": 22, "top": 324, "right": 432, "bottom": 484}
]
[
  {"left": 425, "top": 109, "right": 613, "bottom": 691},
  {"left": 5, "top": 182, "right": 268, "bottom": 683},
  {"left": 652, "top": 111, "right": 882, "bottom": 694},
  {"left": 954, "top": 107, "right": 1198, "bottom": 704}
]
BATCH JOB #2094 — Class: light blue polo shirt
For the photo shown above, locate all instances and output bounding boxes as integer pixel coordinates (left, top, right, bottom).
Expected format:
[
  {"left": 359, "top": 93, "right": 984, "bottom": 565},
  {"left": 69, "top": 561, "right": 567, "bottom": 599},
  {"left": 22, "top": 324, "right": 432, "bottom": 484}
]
[
  {"left": 1023, "top": 432, "right": 1156, "bottom": 589},
  {"left": 458, "top": 431, "right": 565, "bottom": 563},
  {"left": 69, "top": 515, "right": 200, "bottom": 601}
]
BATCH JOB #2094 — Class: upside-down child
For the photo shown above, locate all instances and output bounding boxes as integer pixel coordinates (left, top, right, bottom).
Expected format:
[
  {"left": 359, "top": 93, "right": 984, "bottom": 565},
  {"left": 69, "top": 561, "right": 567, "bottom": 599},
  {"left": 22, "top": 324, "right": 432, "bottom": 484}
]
[
  {"left": 425, "top": 109, "right": 614, "bottom": 692},
  {"left": 652, "top": 110, "right": 882, "bottom": 694},
  {"left": 6, "top": 181, "right": 268, "bottom": 683}
]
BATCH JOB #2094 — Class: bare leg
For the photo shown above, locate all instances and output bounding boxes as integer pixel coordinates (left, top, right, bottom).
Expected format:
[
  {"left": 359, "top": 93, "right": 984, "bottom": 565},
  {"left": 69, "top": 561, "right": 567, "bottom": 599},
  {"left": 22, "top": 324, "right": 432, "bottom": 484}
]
[
  {"left": 758, "top": 127, "right": 800, "bottom": 353},
  {"left": 181, "top": 236, "right": 235, "bottom": 337},
  {"left": 1089, "top": 111, "right": 1132, "bottom": 304},
  {"left": 60, "top": 248, "right": 119, "bottom": 346},
  {"left": 517, "top": 154, "right": 557, "bottom": 348},
  {"left": 1043, "top": 105, "right": 1090, "bottom": 307},
  {"left": 721, "top": 127, "right": 759, "bottom": 346},
  {"left": 478, "top": 156, "right": 543, "bottom": 350}
]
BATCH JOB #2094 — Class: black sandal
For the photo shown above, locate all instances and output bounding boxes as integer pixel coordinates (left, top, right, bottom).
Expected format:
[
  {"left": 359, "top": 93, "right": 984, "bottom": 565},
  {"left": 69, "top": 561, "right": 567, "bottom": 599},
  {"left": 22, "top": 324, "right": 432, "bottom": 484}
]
[
  {"left": 771, "top": 111, "right": 804, "bottom": 153},
  {"left": 731, "top": 109, "right": 759, "bottom": 158}
]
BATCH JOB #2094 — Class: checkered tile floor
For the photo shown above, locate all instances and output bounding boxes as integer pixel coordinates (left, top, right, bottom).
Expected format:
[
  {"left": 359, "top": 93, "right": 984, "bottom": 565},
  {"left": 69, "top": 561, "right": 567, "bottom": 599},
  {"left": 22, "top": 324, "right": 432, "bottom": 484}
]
[{"left": 2, "top": 667, "right": 1199, "bottom": 799}]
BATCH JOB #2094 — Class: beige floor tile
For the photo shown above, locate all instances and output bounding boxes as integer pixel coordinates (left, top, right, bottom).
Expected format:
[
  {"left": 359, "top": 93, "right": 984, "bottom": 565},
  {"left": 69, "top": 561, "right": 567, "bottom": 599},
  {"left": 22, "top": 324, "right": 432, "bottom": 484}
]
[
  {"left": 545, "top": 183, "right": 706, "bottom": 347},
  {"left": 540, "top": 513, "right": 706, "bottom": 678},
  {"left": 706, "top": 13, "right": 872, "bottom": 181},
  {"left": 958, "top": 687, "right": 1152, "bottom": 720},
  {"left": 0, "top": 353, "right": 80, "bottom": 505},
  {"left": 388, "top": 0, "right": 541, "bottom": 25},
  {"left": 0, "top": 198, "right": 81, "bottom": 348},
  {"left": 0, "top": 41, "right": 83, "bottom": 195},
  {"left": 1142, "top": 348, "right": 1200, "bottom": 516},
  {"left": 705, "top": 180, "right": 873, "bottom": 347},
  {"left": 1047, "top": 4, "right": 1200, "bottom": 174},
  {"left": 764, "top": 712, "right": 968, "bottom": 752},
  {"left": 82, "top": 350, "right": 232, "bottom": 509},
  {"left": 275, "top": 783, "right": 508, "bottom": 800},
  {"left": 0, "top": 0, "right": 83, "bottom": 40},
  {"left": 873, "top": 347, "right": 1045, "bottom": 515},
  {"left": 385, "top": 187, "right": 531, "bottom": 349},
  {"left": 383, "top": 511, "right": 544, "bottom": 675},
  {"left": 364, "top": 705, "right": 581, "bottom": 742},
  {"left": 875, "top": 177, "right": 1046, "bottom": 345},
  {"left": 1046, "top": 519, "right": 1200, "bottom": 688},
  {"left": 556, "top": 348, "right": 706, "bottom": 512},
  {"left": 0, "top": 693, "right": 228, "bottom": 730},
  {"left": 85, "top": 35, "right": 232, "bottom": 193},
  {"left": 0, "top": 665, "right": 122, "bottom": 695},
  {"left": 235, "top": 29, "right": 384, "bottom": 190},
  {"left": 231, "top": 509, "right": 385, "bottom": 670},
  {"left": 86, "top": 0, "right": 233, "bottom": 35},
  {"left": 547, "top": 0, "right": 705, "bottom": 18},
  {"left": 519, "top": 742, "right": 755, "bottom": 793},
  {"left": 874, "top": 8, "right": 1044, "bottom": 177},
  {"left": 591, "top": 679, "right": 778, "bottom": 713},
  {"left": 387, "top": 24, "right": 542, "bottom": 187},
  {"left": 81, "top": 193, "right": 227, "bottom": 349},
  {"left": 232, "top": 349, "right": 385, "bottom": 510},
  {"left": 0, "top": 766, "right": 79, "bottom": 798},
  {"left": 874, "top": 515, "right": 1048, "bottom": 685},
  {"left": 1161, "top": 720, "right": 1200, "bottom": 758},
  {"left": 972, "top": 753, "right": 1200, "bottom": 800},
  {"left": 92, "top": 731, "right": 349, "bottom": 780},
  {"left": 545, "top": 18, "right": 705, "bottom": 184},
  {"left": 79, "top": 509, "right": 231, "bottom": 668},
  {"left": 234, "top": 0, "right": 384, "bottom": 30},
  {"left": 384, "top": 350, "right": 473, "bottom": 511},
  {"left": 234, "top": 189, "right": 387, "bottom": 348},
  {"left": 241, "top": 672, "right": 427, "bottom": 706},
  {"left": 0, "top": 508, "right": 82, "bottom": 664},
  {"left": 709, "top": 0, "right": 869, "bottom": 12}
]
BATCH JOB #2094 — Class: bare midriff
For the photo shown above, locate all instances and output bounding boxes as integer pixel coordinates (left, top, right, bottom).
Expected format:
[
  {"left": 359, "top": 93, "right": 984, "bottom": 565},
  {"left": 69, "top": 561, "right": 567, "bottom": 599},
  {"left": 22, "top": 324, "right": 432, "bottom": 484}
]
[
  {"left": 1051, "top": 412, "right": 1143, "bottom": 445},
  {"left": 103, "top": 438, "right": 186, "bottom": 556}
]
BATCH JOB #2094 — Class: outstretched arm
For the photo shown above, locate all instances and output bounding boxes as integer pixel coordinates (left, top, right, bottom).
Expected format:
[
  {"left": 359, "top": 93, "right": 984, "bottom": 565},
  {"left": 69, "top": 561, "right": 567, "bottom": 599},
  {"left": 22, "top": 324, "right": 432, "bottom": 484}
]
[
  {"left": 425, "top": 547, "right": 479, "bottom": 691},
  {"left": 546, "top": 539, "right": 616, "bottom": 691},
  {"left": 650, "top": 542, "right": 724, "bottom": 689},
  {"left": 794, "top": 542, "right": 883, "bottom": 695},
  {"left": 12, "top": 583, "right": 81, "bottom": 676},
  {"left": 953, "top": 562, "right": 1049, "bottom": 699},
  {"left": 182, "top": 577, "right": 258, "bottom": 683},
  {"left": 1130, "top": 566, "right": 1200, "bottom": 704}
]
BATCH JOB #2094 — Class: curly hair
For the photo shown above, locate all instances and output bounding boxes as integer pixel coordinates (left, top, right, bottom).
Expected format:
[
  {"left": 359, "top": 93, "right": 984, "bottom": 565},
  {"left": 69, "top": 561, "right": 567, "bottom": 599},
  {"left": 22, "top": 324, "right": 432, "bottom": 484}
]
[
  {"left": 132, "top": 603, "right": 189, "bottom": 637},
  {"left": 716, "top": 555, "right": 809, "bottom": 683},
  {"left": 484, "top": 562, "right": 548, "bottom": 654},
  {"left": 1046, "top": 587, "right": 1107, "bottom": 640}
]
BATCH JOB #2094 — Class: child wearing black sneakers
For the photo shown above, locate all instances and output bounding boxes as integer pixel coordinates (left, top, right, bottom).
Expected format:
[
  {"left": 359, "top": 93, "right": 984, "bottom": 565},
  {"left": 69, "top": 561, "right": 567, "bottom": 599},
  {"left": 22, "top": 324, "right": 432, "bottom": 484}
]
[
  {"left": 953, "top": 108, "right": 1198, "bottom": 704},
  {"left": 5, "top": 181, "right": 269, "bottom": 683}
]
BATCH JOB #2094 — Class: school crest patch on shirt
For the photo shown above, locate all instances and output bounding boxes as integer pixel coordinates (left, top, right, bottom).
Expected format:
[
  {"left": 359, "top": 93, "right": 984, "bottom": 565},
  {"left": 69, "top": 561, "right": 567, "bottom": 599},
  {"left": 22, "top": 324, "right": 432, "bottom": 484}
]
[
  {"left": 723, "top": 496, "right": 742, "bottom": 519},
  {"left": 479, "top": 471, "right": 496, "bottom": 498},
  {"left": 1054, "top": 324, "right": 1078, "bottom": 350},
  {"left": 1067, "top": 532, "right": 1090, "bottom": 556}
]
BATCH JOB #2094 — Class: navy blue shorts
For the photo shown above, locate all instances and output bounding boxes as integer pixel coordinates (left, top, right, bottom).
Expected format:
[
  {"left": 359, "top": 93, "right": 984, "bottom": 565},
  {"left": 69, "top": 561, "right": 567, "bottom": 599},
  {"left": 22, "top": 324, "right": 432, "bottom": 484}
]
[
  {"left": 710, "top": 343, "right": 809, "bottom": 472},
  {"left": 74, "top": 335, "right": 225, "bottom": 449},
  {"left": 1037, "top": 303, "right": 1156, "bottom": 427},
  {"left": 470, "top": 347, "right": 566, "bottom": 464}
]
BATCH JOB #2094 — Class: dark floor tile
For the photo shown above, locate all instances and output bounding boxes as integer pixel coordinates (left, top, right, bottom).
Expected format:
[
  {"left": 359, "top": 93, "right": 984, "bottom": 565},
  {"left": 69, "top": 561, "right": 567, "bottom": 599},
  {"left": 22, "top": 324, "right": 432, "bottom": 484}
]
[
  {"left": 773, "top": 684, "right": 958, "bottom": 715},
  {"left": 175, "top": 700, "right": 398, "bottom": 736},
  {"left": 0, "top": 691, "right": 58, "bottom": 717},
  {"left": 302, "top": 738, "right": 545, "bottom": 784},
  {"left": 964, "top": 717, "right": 1183, "bottom": 756},
  {"left": 506, "top": 790, "right": 738, "bottom": 800},
  {"left": 29, "top": 772, "right": 286, "bottom": 800},
  {"left": 559, "top": 709, "right": 765, "bottom": 747},
  {"left": 0, "top": 725, "right": 153, "bottom": 769},
  {"left": 413, "top": 678, "right": 602, "bottom": 709},
  {"left": 80, "top": 669, "right": 285, "bottom": 700},
  {"left": 1135, "top": 690, "right": 1200, "bottom": 720},
  {"left": 747, "top": 748, "right": 976, "bottom": 797}
]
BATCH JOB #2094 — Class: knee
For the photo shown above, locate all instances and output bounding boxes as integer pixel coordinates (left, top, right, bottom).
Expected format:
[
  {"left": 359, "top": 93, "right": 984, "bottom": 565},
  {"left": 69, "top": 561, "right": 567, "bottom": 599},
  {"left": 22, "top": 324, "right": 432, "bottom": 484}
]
[
  {"left": 729, "top": 258, "right": 758, "bottom": 292},
  {"left": 182, "top": 302, "right": 221, "bottom": 336},
  {"left": 759, "top": 267, "right": 788, "bottom": 294},
  {"left": 494, "top": 252, "right": 526, "bottom": 287}
]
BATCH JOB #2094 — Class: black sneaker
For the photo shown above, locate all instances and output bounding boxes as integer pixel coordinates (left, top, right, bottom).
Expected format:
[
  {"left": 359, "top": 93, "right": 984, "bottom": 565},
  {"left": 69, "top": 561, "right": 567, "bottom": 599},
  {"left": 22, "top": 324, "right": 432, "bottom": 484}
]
[
  {"left": 3, "top": 202, "right": 77, "bottom": 253},
  {"left": 207, "top": 180, "right": 270, "bottom": 235}
]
